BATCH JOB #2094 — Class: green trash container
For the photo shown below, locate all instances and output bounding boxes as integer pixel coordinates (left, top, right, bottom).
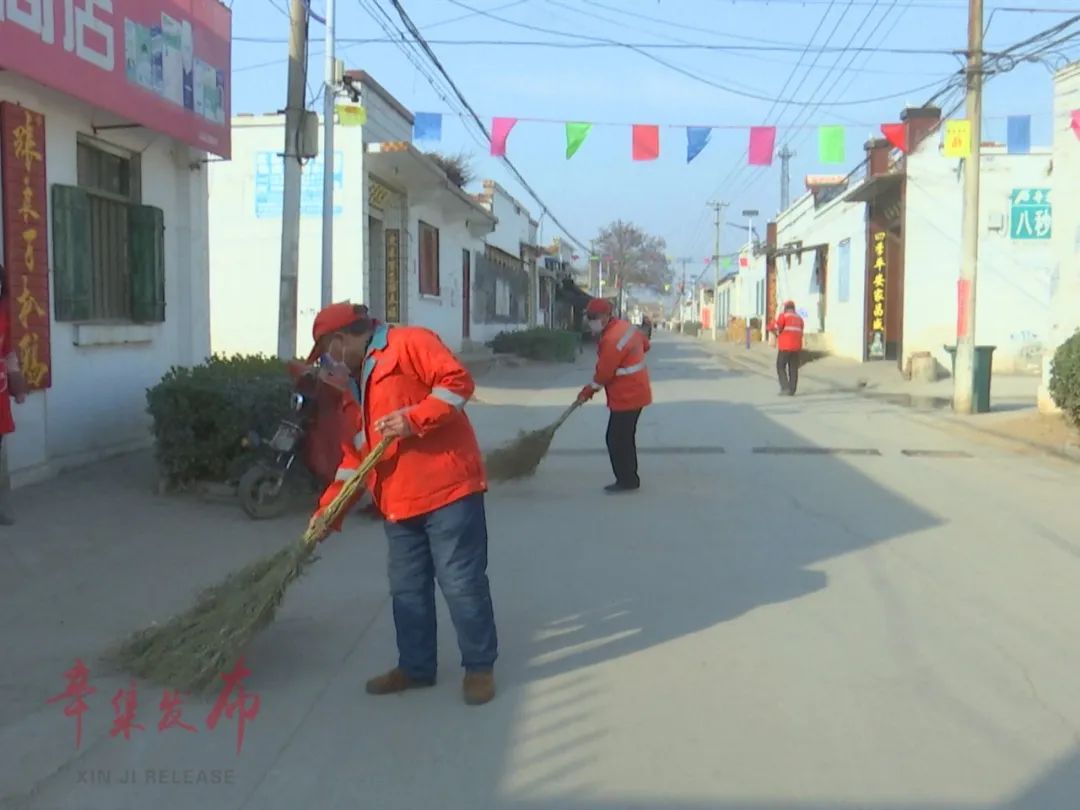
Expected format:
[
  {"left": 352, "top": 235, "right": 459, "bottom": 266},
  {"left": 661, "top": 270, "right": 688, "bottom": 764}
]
[{"left": 942, "top": 345, "right": 996, "bottom": 413}]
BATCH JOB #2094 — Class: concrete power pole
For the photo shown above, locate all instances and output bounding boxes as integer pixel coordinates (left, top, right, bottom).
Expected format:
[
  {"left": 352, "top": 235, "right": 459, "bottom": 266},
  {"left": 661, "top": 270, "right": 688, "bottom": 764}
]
[
  {"left": 953, "top": 0, "right": 983, "bottom": 414},
  {"left": 709, "top": 201, "right": 728, "bottom": 341},
  {"left": 778, "top": 146, "right": 796, "bottom": 211},
  {"left": 277, "top": 0, "right": 307, "bottom": 359},
  {"left": 320, "top": 0, "right": 337, "bottom": 308}
]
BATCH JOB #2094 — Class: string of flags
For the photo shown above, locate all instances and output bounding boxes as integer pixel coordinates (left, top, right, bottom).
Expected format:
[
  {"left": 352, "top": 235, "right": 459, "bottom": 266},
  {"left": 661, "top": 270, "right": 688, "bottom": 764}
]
[{"left": 404, "top": 109, "right": 1080, "bottom": 165}]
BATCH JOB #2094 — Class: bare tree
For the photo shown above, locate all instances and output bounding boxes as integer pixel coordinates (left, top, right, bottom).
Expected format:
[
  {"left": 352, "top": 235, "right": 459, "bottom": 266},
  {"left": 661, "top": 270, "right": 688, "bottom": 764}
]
[
  {"left": 425, "top": 151, "right": 474, "bottom": 188},
  {"left": 593, "top": 220, "right": 671, "bottom": 292}
]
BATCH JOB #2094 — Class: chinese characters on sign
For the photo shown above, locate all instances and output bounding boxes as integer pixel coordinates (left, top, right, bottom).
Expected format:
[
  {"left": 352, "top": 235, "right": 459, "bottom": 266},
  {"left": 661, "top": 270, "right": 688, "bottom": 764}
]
[
  {"left": 1009, "top": 188, "right": 1052, "bottom": 241},
  {"left": 869, "top": 231, "right": 887, "bottom": 360},
  {"left": 253, "top": 150, "right": 343, "bottom": 219},
  {"left": 0, "top": 1, "right": 231, "bottom": 157},
  {"left": 48, "top": 658, "right": 261, "bottom": 753},
  {"left": 0, "top": 103, "right": 52, "bottom": 390},
  {"left": 385, "top": 229, "right": 401, "bottom": 323}
]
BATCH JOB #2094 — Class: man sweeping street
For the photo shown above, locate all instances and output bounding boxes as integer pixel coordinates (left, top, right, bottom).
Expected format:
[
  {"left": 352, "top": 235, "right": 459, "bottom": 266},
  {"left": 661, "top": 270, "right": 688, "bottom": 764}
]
[
  {"left": 773, "top": 300, "right": 805, "bottom": 396},
  {"left": 578, "top": 299, "right": 652, "bottom": 493},
  {"left": 307, "top": 303, "right": 498, "bottom": 706}
]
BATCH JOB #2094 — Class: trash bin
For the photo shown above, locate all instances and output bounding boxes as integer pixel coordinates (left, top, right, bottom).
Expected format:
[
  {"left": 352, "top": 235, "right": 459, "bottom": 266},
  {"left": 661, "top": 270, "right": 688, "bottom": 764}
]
[{"left": 942, "top": 344, "right": 997, "bottom": 413}]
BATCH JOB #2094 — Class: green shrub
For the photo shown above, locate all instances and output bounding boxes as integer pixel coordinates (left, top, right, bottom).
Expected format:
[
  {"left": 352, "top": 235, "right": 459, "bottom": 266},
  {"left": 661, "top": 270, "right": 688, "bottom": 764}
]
[
  {"left": 488, "top": 328, "right": 579, "bottom": 363},
  {"left": 147, "top": 354, "right": 292, "bottom": 487},
  {"left": 1049, "top": 332, "right": 1080, "bottom": 426}
]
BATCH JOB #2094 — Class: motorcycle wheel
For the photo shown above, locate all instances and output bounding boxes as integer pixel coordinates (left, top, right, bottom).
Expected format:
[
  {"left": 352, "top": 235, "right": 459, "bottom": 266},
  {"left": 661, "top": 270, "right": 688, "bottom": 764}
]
[{"left": 238, "top": 463, "right": 293, "bottom": 520}]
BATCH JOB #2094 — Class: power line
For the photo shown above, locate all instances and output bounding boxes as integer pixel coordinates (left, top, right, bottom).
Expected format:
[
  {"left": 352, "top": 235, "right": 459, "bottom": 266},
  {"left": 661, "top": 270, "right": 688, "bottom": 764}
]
[{"left": 378, "top": 0, "right": 589, "bottom": 252}]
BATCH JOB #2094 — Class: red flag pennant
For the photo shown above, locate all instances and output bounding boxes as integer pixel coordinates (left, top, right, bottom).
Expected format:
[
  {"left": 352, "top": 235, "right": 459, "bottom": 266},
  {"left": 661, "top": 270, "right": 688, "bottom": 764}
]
[
  {"left": 748, "top": 126, "right": 776, "bottom": 166},
  {"left": 881, "top": 123, "right": 907, "bottom": 153},
  {"left": 1072, "top": 110, "right": 1080, "bottom": 141},
  {"left": 632, "top": 124, "right": 660, "bottom": 161}
]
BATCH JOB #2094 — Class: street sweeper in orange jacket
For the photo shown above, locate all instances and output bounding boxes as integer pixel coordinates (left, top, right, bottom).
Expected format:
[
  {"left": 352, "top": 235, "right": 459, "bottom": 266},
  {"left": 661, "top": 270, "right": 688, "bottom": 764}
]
[
  {"left": 577, "top": 298, "right": 652, "bottom": 493},
  {"left": 305, "top": 303, "right": 497, "bottom": 706}
]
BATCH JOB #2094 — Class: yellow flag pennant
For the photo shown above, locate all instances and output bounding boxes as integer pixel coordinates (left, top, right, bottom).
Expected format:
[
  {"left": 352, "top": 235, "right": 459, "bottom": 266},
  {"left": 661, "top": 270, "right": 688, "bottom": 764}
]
[
  {"left": 943, "top": 119, "right": 971, "bottom": 158},
  {"left": 337, "top": 104, "right": 367, "bottom": 127}
]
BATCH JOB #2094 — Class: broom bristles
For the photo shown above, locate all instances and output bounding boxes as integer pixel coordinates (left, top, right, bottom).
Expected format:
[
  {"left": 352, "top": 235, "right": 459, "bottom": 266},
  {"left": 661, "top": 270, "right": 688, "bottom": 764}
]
[
  {"left": 105, "top": 438, "right": 392, "bottom": 694},
  {"left": 483, "top": 400, "right": 581, "bottom": 482}
]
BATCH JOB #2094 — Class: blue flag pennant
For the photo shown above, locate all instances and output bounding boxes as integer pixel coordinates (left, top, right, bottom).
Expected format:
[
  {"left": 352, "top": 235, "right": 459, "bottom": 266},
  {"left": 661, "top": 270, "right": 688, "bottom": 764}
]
[
  {"left": 413, "top": 112, "right": 443, "bottom": 142},
  {"left": 686, "top": 126, "right": 712, "bottom": 163},
  {"left": 1007, "top": 115, "right": 1031, "bottom": 155}
]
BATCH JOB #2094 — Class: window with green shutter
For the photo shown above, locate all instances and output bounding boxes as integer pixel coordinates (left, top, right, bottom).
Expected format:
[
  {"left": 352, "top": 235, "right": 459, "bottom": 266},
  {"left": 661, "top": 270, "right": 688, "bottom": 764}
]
[{"left": 51, "top": 138, "right": 166, "bottom": 323}]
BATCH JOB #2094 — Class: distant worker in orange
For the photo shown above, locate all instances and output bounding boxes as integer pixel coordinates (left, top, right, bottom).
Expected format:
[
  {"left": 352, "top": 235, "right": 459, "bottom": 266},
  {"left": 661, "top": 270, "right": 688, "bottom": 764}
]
[
  {"left": 773, "top": 300, "right": 805, "bottom": 396},
  {"left": 577, "top": 299, "right": 652, "bottom": 493}
]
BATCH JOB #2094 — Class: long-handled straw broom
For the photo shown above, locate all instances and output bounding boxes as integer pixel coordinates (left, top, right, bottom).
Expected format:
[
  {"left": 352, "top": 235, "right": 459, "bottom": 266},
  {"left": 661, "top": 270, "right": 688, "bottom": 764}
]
[
  {"left": 107, "top": 437, "right": 394, "bottom": 695},
  {"left": 484, "top": 400, "right": 582, "bottom": 482}
]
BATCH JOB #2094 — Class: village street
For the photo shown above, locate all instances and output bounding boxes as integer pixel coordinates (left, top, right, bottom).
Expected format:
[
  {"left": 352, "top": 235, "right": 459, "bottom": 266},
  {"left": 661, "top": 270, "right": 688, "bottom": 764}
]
[{"left": 3, "top": 334, "right": 1080, "bottom": 810}]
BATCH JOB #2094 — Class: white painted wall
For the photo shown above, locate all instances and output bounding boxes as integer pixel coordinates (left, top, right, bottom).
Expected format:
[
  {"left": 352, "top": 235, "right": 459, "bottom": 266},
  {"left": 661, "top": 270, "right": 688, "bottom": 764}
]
[
  {"left": 904, "top": 142, "right": 1056, "bottom": 373},
  {"left": 469, "top": 181, "right": 535, "bottom": 342},
  {"left": 0, "top": 73, "right": 210, "bottom": 483},
  {"left": 208, "top": 115, "right": 368, "bottom": 357},
  {"left": 1040, "top": 61, "right": 1080, "bottom": 410},
  {"left": 774, "top": 189, "right": 868, "bottom": 361}
]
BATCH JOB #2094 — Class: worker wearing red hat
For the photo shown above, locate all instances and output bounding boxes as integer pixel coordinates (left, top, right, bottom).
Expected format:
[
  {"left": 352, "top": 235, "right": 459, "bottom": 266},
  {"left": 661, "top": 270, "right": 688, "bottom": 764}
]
[
  {"left": 306, "top": 302, "right": 498, "bottom": 706},
  {"left": 577, "top": 298, "right": 652, "bottom": 493},
  {"left": 773, "top": 300, "right": 805, "bottom": 395}
]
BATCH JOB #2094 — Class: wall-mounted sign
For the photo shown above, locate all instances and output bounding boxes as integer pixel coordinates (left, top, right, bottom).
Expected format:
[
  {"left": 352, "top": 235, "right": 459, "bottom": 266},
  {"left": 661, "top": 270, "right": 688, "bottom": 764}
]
[
  {"left": 1009, "top": 188, "right": 1051, "bottom": 240},
  {"left": 0, "top": 103, "right": 52, "bottom": 389},
  {"left": 369, "top": 181, "right": 391, "bottom": 211},
  {"left": 254, "top": 151, "right": 342, "bottom": 219},
  {"left": 0, "top": 0, "right": 232, "bottom": 157},
  {"left": 385, "top": 228, "right": 401, "bottom": 323},
  {"left": 868, "top": 231, "right": 887, "bottom": 359}
]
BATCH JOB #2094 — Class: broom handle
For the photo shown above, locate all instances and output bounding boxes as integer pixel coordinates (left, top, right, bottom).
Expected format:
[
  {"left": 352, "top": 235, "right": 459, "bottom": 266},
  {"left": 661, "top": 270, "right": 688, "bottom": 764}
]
[
  {"left": 304, "top": 436, "right": 393, "bottom": 546},
  {"left": 551, "top": 399, "right": 582, "bottom": 431}
]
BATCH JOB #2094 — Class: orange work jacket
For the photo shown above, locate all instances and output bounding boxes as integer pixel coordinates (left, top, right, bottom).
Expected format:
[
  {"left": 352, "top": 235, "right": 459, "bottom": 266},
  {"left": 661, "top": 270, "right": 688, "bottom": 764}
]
[
  {"left": 588, "top": 318, "right": 652, "bottom": 412},
  {"left": 318, "top": 323, "right": 486, "bottom": 526},
  {"left": 775, "top": 311, "right": 805, "bottom": 352}
]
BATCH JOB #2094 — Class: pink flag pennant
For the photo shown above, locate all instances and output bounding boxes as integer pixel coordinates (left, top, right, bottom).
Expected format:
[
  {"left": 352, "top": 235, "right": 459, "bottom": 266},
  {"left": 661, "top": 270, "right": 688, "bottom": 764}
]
[
  {"left": 880, "top": 123, "right": 907, "bottom": 153},
  {"left": 632, "top": 125, "right": 660, "bottom": 161},
  {"left": 1072, "top": 110, "right": 1080, "bottom": 141},
  {"left": 748, "top": 126, "right": 776, "bottom": 166},
  {"left": 490, "top": 117, "right": 517, "bottom": 157}
]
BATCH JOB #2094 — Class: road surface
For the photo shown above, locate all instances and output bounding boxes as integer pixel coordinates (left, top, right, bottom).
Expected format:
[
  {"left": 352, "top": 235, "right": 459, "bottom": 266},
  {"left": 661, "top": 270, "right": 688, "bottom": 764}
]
[{"left": 5, "top": 334, "right": 1080, "bottom": 810}]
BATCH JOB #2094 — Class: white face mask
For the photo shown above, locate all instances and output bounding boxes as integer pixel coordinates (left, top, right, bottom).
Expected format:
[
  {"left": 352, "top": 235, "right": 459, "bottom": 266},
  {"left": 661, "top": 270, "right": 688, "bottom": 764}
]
[
  {"left": 587, "top": 319, "right": 603, "bottom": 335},
  {"left": 320, "top": 337, "right": 351, "bottom": 377}
]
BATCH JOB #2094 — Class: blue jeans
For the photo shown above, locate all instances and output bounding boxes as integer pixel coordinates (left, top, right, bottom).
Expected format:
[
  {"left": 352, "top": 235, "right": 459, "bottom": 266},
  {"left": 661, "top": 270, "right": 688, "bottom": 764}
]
[{"left": 383, "top": 493, "right": 498, "bottom": 680}]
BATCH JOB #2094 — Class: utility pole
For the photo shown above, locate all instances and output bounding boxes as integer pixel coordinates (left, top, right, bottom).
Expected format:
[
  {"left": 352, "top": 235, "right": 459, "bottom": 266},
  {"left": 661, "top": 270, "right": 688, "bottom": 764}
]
[
  {"left": 778, "top": 146, "right": 796, "bottom": 211},
  {"left": 676, "top": 257, "right": 692, "bottom": 327},
  {"left": 953, "top": 0, "right": 983, "bottom": 414},
  {"left": 277, "top": 0, "right": 307, "bottom": 359},
  {"left": 709, "top": 201, "right": 728, "bottom": 341},
  {"left": 320, "top": 0, "right": 337, "bottom": 307}
]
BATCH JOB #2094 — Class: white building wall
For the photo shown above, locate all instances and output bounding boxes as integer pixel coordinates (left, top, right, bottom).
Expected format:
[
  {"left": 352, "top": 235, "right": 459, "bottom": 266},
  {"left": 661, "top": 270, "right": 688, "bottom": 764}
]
[
  {"left": 406, "top": 200, "right": 480, "bottom": 353},
  {"left": 470, "top": 182, "right": 534, "bottom": 343},
  {"left": 208, "top": 116, "right": 371, "bottom": 357},
  {"left": 775, "top": 190, "right": 868, "bottom": 361},
  {"left": 1040, "top": 61, "right": 1080, "bottom": 410},
  {"left": 0, "top": 74, "right": 209, "bottom": 483},
  {"left": 904, "top": 143, "right": 1056, "bottom": 373}
]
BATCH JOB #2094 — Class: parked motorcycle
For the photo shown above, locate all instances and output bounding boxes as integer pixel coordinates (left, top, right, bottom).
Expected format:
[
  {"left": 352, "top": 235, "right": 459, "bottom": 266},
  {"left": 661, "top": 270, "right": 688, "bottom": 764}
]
[{"left": 237, "top": 362, "right": 370, "bottom": 520}]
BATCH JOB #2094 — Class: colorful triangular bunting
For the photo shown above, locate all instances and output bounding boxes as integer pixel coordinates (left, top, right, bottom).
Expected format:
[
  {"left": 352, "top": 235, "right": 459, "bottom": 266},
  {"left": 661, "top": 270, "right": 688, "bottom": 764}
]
[
  {"left": 686, "top": 127, "right": 711, "bottom": 163},
  {"left": 880, "top": 123, "right": 907, "bottom": 153},
  {"left": 491, "top": 117, "right": 517, "bottom": 157},
  {"left": 566, "top": 122, "right": 592, "bottom": 159},
  {"left": 748, "top": 126, "right": 776, "bottom": 166}
]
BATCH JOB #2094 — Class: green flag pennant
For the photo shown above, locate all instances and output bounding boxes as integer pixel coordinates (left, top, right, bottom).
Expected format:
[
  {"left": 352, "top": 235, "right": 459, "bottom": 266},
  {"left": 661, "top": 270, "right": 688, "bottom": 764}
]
[
  {"left": 818, "top": 125, "right": 845, "bottom": 164},
  {"left": 565, "top": 122, "right": 592, "bottom": 159}
]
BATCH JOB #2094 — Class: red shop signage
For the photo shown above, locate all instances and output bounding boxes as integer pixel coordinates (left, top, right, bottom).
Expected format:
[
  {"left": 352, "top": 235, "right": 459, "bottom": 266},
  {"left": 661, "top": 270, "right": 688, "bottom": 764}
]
[
  {"left": 0, "top": 102, "right": 52, "bottom": 391},
  {"left": 0, "top": 0, "right": 231, "bottom": 159}
]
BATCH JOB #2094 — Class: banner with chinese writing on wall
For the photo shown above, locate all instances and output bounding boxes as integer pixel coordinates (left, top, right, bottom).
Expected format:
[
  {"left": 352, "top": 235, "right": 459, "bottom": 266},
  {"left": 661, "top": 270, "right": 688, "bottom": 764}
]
[
  {"left": 0, "top": 0, "right": 231, "bottom": 158},
  {"left": 0, "top": 102, "right": 52, "bottom": 390},
  {"left": 868, "top": 231, "right": 887, "bottom": 360}
]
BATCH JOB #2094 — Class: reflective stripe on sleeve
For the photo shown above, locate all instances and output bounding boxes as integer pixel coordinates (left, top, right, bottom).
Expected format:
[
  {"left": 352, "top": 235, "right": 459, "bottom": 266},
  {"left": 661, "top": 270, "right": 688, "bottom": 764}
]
[
  {"left": 335, "top": 466, "right": 357, "bottom": 482},
  {"left": 589, "top": 381, "right": 604, "bottom": 391},
  {"left": 353, "top": 432, "right": 366, "bottom": 450},
  {"left": 614, "top": 361, "right": 647, "bottom": 377},
  {"left": 431, "top": 387, "right": 467, "bottom": 409}
]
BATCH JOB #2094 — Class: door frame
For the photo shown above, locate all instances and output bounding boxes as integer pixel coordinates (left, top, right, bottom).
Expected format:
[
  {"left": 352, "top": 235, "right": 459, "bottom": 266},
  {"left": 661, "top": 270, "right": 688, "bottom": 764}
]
[{"left": 461, "top": 248, "right": 471, "bottom": 340}]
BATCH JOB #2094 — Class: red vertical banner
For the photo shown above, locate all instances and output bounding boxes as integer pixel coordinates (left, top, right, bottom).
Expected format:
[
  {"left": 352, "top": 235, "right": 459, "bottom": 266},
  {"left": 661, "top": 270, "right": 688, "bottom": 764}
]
[
  {"left": 956, "top": 278, "right": 972, "bottom": 340},
  {"left": 0, "top": 103, "right": 52, "bottom": 390}
]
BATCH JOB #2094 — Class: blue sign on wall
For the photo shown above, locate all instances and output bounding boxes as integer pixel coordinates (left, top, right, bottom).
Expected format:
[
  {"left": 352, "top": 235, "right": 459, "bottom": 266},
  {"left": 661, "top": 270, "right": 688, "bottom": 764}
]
[{"left": 254, "top": 151, "right": 343, "bottom": 219}]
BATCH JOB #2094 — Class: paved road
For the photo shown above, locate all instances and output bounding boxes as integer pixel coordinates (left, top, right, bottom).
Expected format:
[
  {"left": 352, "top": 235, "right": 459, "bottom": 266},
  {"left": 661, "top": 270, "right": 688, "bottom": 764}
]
[{"left": 6, "top": 334, "right": 1080, "bottom": 810}]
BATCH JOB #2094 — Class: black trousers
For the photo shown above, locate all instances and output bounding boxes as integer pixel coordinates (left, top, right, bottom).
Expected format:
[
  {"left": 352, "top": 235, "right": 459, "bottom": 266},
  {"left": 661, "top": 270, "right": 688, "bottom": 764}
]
[
  {"left": 606, "top": 409, "right": 642, "bottom": 488},
  {"left": 777, "top": 351, "right": 800, "bottom": 394}
]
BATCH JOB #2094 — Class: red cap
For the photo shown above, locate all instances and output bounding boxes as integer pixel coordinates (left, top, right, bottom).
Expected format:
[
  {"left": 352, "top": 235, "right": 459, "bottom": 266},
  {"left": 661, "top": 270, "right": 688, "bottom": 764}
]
[
  {"left": 585, "top": 298, "right": 613, "bottom": 317},
  {"left": 306, "top": 302, "right": 370, "bottom": 363}
]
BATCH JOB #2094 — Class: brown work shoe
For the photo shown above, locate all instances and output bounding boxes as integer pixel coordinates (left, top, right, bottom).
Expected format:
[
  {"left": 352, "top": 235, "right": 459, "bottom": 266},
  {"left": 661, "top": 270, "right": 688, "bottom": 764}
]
[
  {"left": 365, "top": 668, "right": 435, "bottom": 696},
  {"left": 463, "top": 670, "right": 496, "bottom": 706}
]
